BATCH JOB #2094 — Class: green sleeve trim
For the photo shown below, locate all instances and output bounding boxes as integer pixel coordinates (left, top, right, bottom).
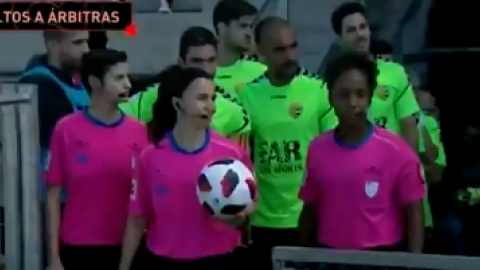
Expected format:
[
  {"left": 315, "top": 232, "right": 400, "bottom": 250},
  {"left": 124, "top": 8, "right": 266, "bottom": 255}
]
[
  {"left": 215, "top": 86, "right": 250, "bottom": 135},
  {"left": 319, "top": 106, "right": 334, "bottom": 121},
  {"left": 137, "top": 92, "right": 145, "bottom": 120},
  {"left": 393, "top": 83, "right": 410, "bottom": 105}
]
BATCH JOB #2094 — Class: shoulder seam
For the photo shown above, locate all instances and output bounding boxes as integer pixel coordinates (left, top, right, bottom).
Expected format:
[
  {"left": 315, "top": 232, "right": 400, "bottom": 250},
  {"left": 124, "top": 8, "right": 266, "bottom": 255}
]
[
  {"left": 242, "top": 54, "right": 259, "bottom": 62},
  {"left": 296, "top": 67, "right": 320, "bottom": 79},
  {"left": 215, "top": 86, "right": 240, "bottom": 105},
  {"left": 137, "top": 92, "right": 145, "bottom": 119},
  {"left": 215, "top": 86, "right": 250, "bottom": 135},
  {"left": 393, "top": 83, "right": 410, "bottom": 104}
]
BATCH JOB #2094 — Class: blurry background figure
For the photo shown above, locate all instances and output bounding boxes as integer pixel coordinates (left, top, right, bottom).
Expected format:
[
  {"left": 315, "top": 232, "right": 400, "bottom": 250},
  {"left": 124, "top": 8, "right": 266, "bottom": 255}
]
[
  {"left": 159, "top": 0, "right": 172, "bottom": 13},
  {"left": 371, "top": 39, "right": 393, "bottom": 62}
]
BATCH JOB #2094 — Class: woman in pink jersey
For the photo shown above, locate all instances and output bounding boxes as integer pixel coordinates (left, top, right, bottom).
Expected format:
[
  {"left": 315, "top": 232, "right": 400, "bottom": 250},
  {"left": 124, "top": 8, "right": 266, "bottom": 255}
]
[
  {"left": 119, "top": 66, "right": 251, "bottom": 270},
  {"left": 44, "top": 50, "right": 148, "bottom": 270},
  {"left": 298, "top": 53, "right": 426, "bottom": 253}
]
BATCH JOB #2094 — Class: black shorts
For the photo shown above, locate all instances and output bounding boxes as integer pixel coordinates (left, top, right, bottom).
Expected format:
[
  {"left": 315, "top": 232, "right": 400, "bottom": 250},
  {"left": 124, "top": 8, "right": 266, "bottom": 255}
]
[
  {"left": 249, "top": 226, "right": 299, "bottom": 270},
  {"left": 59, "top": 244, "right": 121, "bottom": 270},
  {"left": 145, "top": 248, "right": 235, "bottom": 270}
]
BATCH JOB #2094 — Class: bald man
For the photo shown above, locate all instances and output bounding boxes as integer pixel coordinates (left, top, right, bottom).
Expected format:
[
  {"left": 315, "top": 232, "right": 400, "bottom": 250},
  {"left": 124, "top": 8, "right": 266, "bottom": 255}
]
[{"left": 238, "top": 17, "right": 337, "bottom": 270}]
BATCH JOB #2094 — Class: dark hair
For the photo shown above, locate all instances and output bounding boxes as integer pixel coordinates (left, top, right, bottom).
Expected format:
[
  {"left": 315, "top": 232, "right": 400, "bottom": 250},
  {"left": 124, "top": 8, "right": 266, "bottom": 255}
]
[
  {"left": 88, "top": 31, "right": 109, "bottom": 50},
  {"left": 147, "top": 66, "right": 213, "bottom": 144},
  {"left": 324, "top": 52, "right": 378, "bottom": 95},
  {"left": 81, "top": 49, "right": 127, "bottom": 83},
  {"left": 330, "top": 2, "right": 366, "bottom": 35},
  {"left": 179, "top": 26, "right": 218, "bottom": 59},
  {"left": 370, "top": 39, "right": 393, "bottom": 56},
  {"left": 213, "top": 0, "right": 257, "bottom": 33},
  {"left": 254, "top": 16, "right": 289, "bottom": 44}
]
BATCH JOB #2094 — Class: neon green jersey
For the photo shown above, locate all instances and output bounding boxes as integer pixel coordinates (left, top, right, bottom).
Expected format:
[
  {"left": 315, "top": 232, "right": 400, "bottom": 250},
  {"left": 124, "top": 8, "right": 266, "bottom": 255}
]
[
  {"left": 418, "top": 114, "right": 445, "bottom": 166},
  {"left": 119, "top": 84, "right": 250, "bottom": 137},
  {"left": 369, "top": 60, "right": 420, "bottom": 133},
  {"left": 216, "top": 55, "right": 267, "bottom": 95},
  {"left": 238, "top": 69, "right": 338, "bottom": 228},
  {"left": 418, "top": 115, "right": 445, "bottom": 228}
]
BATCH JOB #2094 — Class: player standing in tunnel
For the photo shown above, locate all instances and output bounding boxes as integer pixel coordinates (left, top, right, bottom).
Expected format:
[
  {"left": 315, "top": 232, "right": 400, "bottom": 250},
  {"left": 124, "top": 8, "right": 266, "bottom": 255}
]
[
  {"left": 330, "top": 2, "right": 420, "bottom": 151},
  {"left": 238, "top": 17, "right": 337, "bottom": 270},
  {"left": 119, "top": 26, "right": 251, "bottom": 149},
  {"left": 213, "top": 0, "right": 267, "bottom": 95}
]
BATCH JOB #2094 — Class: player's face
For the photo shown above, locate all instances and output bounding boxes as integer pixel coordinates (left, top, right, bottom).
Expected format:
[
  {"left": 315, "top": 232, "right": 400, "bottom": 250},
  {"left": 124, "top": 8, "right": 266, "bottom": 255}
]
[
  {"left": 56, "top": 31, "right": 90, "bottom": 70},
  {"left": 180, "top": 45, "right": 217, "bottom": 76},
  {"left": 330, "top": 69, "right": 371, "bottom": 126},
  {"left": 101, "top": 62, "right": 131, "bottom": 103},
  {"left": 340, "top": 13, "right": 371, "bottom": 54},
  {"left": 177, "top": 78, "right": 216, "bottom": 129},
  {"left": 226, "top": 16, "right": 255, "bottom": 52},
  {"left": 259, "top": 27, "right": 299, "bottom": 78}
]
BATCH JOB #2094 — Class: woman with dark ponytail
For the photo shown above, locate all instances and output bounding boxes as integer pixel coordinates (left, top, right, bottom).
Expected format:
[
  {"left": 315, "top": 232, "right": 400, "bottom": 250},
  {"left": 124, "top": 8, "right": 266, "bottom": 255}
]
[{"left": 119, "top": 66, "right": 252, "bottom": 270}]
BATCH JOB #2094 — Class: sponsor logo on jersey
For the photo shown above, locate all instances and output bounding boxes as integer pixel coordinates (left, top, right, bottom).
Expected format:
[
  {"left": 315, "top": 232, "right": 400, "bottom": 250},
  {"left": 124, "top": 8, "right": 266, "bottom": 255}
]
[{"left": 289, "top": 103, "right": 303, "bottom": 118}]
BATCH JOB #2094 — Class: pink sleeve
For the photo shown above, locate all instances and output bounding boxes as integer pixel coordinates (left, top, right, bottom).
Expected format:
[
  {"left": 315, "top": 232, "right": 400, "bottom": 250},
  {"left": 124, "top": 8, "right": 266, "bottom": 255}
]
[
  {"left": 299, "top": 145, "right": 320, "bottom": 206},
  {"left": 395, "top": 153, "right": 426, "bottom": 205},
  {"left": 44, "top": 123, "right": 66, "bottom": 186},
  {"left": 129, "top": 149, "right": 153, "bottom": 217}
]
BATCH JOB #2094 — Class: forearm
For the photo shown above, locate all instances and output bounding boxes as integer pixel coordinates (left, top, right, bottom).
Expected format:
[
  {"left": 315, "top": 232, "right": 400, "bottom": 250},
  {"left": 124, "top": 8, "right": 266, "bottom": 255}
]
[
  {"left": 46, "top": 190, "right": 62, "bottom": 263},
  {"left": 404, "top": 203, "right": 424, "bottom": 253},
  {"left": 119, "top": 216, "right": 146, "bottom": 270},
  {"left": 421, "top": 128, "right": 438, "bottom": 163},
  {"left": 402, "top": 127, "right": 419, "bottom": 151},
  {"left": 298, "top": 205, "right": 317, "bottom": 247}
]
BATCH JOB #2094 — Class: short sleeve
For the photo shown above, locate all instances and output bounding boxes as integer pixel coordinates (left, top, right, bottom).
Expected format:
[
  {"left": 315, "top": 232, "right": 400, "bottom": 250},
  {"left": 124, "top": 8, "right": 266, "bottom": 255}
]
[
  {"left": 299, "top": 145, "right": 320, "bottom": 205},
  {"left": 213, "top": 87, "right": 251, "bottom": 137},
  {"left": 393, "top": 67, "right": 421, "bottom": 120},
  {"left": 395, "top": 155, "right": 426, "bottom": 205},
  {"left": 129, "top": 150, "right": 153, "bottom": 217},
  {"left": 120, "top": 85, "right": 158, "bottom": 122},
  {"left": 43, "top": 122, "right": 66, "bottom": 186}
]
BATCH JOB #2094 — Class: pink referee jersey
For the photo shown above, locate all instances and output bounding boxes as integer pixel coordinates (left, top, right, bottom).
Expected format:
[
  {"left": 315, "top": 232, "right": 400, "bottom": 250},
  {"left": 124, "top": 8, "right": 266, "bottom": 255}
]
[
  {"left": 44, "top": 111, "right": 148, "bottom": 245},
  {"left": 300, "top": 126, "right": 425, "bottom": 249},
  {"left": 130, "top": 129, "right": 251, "bottom": 259}
]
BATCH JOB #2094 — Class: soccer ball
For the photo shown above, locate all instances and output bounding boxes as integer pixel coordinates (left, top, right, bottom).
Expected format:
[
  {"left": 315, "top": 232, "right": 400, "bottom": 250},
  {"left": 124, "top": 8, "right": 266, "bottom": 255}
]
[{"left": 197, "top": 158, "right": 257, "bottom": 219}]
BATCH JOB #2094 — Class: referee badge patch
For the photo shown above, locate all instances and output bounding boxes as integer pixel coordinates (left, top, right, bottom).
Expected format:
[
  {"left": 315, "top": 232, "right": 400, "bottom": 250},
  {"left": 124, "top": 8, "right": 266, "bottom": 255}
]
[
  {"left": 376, "top": 86, "right": 390, "bottom": 101},
  {"left": 365, "top": 180, "right": 379, "bottom": 198},
  {"left": 289, "top": 103, "right": 303, "bottom": 118}
]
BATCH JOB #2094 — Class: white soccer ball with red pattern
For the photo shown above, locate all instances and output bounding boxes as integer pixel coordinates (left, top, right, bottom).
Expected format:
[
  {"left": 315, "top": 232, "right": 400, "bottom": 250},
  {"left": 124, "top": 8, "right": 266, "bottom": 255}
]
[{"left": 197, "top": 158, "right": 257, "bottom": 219}]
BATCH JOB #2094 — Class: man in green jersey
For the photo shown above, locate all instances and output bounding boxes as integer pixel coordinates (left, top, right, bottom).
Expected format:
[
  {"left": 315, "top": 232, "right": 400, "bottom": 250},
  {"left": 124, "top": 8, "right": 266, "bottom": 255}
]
[
  {"left": 330, "top": 2, "right": 420, "bottom": 150},
  {"left": 213, "top": 0, "right": 266, "bottom": 94},
  {"left": 238, "top": 17, "right": 337, "bottom": 269},
  {"left": 119, "top": 27, "right": 250, "bottom": 144}
]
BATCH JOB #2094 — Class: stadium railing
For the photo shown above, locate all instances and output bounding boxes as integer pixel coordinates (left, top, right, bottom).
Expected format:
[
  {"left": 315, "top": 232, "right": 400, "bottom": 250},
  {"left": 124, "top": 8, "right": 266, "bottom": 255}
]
[
  {"left": 0, "top": 83, "right": 42, "bottom": 270},
  {"left": 272, "top": 246, "right": 480, "bottom": 270}
]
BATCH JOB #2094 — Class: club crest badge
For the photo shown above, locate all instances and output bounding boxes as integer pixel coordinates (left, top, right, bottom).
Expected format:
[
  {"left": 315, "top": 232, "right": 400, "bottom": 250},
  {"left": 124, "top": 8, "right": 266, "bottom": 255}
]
[
  {"left": 376, "top": 86, "right": 390, "bottom": 101},
  {"left": 235, "top": 81, "right": 245, "bottom": 93},
  {"left": 289, "top": 103, "right": 303, "bottom": 118}
]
